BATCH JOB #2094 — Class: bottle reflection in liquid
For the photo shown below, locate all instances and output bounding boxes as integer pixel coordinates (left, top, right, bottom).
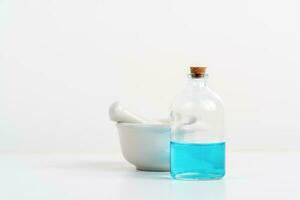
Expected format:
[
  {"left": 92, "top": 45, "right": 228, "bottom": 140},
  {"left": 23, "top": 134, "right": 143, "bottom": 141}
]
[{"left": 170, "top": 66, "right": 225, "bottom": 180}]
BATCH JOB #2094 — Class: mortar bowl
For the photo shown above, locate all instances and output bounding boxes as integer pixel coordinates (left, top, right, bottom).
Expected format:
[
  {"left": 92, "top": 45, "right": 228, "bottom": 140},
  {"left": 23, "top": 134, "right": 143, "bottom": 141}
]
[{"left": 116, "top": 123, "right": 170, "bottom": 171}]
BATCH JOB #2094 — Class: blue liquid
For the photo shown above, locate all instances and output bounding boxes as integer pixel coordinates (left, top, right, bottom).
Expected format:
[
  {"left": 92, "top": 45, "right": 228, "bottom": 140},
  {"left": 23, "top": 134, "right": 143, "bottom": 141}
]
[{"left": 170, "top": 141, "right": 225, "bottom": 180}]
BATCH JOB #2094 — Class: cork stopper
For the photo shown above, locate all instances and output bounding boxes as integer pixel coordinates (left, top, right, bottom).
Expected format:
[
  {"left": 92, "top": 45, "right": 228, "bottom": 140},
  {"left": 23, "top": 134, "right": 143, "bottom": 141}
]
[{"left": 190, "top": 66, "right": 207, "bottom": 78}]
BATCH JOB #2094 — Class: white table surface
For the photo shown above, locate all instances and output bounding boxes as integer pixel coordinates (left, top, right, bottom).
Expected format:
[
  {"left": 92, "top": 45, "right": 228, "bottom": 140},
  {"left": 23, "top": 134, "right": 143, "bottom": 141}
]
[{"left": 0, "top": 152, "right": 299, "bottom": 200}]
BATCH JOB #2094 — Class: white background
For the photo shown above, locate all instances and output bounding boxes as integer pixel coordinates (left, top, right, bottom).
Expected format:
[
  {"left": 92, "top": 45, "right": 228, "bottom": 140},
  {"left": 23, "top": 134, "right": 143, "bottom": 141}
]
[{"left": 1, "top": 0, "right": 300, "bottom": 154}]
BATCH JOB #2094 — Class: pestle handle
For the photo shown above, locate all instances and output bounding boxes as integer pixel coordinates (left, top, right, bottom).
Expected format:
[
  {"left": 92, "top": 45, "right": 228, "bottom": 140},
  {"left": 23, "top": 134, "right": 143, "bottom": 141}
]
[{"left": 109, "top": 102, "right": 149, "bottom": 123}]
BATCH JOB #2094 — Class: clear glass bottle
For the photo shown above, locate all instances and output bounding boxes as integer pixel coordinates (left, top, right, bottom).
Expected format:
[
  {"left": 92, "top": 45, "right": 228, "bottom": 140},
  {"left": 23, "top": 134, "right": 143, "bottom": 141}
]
[{"left": 170, "top": 66, "right": 225, "bottom": 180}]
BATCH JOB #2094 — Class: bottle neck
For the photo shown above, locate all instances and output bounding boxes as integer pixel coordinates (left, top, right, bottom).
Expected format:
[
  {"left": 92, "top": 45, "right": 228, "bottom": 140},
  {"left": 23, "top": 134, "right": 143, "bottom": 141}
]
[{"left": 187, "top": 74, "right": 208, "bottom": 88}]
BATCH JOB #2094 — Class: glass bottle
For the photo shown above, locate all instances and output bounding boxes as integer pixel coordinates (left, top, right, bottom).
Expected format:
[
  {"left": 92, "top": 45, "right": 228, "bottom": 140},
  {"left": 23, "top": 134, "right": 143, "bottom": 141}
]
[{"left": 170, "top": 66, "right": 225, "bottom": 180}]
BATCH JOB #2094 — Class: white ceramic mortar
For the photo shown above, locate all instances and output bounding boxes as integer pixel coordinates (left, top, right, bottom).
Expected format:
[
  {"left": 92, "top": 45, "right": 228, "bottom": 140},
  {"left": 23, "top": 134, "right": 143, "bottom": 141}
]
[{"left": 116, "top": 123, "right": 170, "bottom": 171}]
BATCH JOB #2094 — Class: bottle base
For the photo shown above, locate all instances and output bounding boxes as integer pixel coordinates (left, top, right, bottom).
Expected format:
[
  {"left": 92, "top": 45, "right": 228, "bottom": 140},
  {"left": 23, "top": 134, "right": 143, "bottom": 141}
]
[{"left": 171, "top": 172, "right": 225, "bottom": 181}]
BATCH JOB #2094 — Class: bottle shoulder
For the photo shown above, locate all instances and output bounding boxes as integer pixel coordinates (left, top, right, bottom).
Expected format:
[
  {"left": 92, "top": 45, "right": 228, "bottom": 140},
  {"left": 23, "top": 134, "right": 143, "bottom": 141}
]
[{"left": 171, "top": 87, "right": 224, "bottom": 111}]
